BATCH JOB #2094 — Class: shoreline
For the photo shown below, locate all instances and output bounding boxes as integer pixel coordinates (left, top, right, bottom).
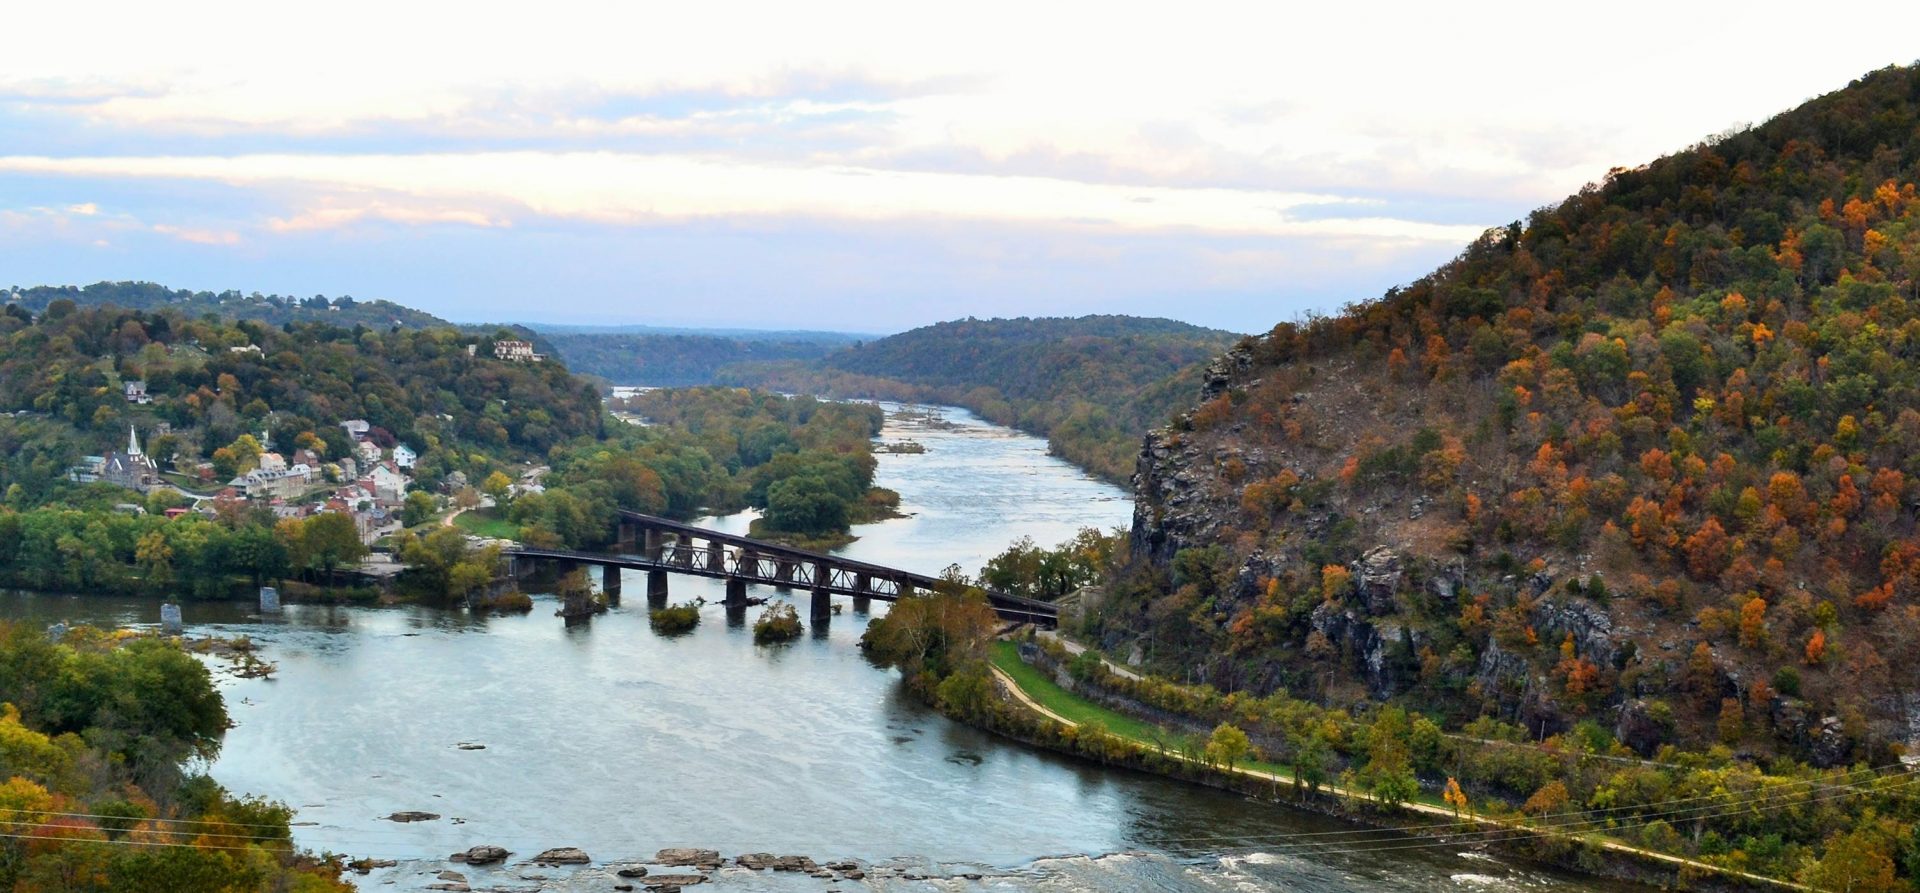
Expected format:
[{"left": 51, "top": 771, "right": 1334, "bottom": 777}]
[{"left": 969, "top": 633, "right": 1800, "bottom": 893}]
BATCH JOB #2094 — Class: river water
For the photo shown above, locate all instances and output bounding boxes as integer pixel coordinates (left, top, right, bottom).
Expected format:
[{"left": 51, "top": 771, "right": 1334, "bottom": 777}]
[{"left": 3, "top": 405, "right": 1638, "bottom": 891}]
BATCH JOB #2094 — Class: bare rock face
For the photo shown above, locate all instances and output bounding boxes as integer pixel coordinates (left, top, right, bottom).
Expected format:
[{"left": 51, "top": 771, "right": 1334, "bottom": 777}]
[
  {"left": 531, "top": 847, "right": 590, "bottom": 865},
  {"left": 1533, "top": 597, "right": 1625, "bottom": 669},
  {"left": 1613, "top": 699, "right": 1671, "bottom": 756},
  {"left": 1353, "top": 546, "right": 1403, "bottom": 615},
  {"left": 1812, "top": 716, "right": 1851, "bottom": 767}
]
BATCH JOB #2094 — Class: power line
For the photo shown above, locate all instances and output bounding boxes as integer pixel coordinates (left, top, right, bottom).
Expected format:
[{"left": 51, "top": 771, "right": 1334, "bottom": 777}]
[{"left": 1128, "top": 761, "right": 1907, "bottom": 848}]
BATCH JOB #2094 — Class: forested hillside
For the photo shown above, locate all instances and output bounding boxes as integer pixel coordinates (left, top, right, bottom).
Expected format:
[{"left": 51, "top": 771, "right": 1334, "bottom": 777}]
[
  {"left": 0, "top": 301, "right": 601, "bottom": 503},
  {"left": 1103, "top": 64, "right": 1920, "bottom": 777},
  {"left": 8, "top": 281, "right": 453, "bottom": 329},
  {"left": 722, "top": 316, "right": 1242, "bottom": 481}
]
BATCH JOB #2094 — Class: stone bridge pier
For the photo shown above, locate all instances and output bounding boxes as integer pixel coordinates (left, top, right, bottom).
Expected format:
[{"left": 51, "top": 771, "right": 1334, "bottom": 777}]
[
  {"left": 601, "top": 565, "right": 622, "bottom": 604},
  {"left": 811, "top": 559, "right": 832, "bottom": 622}
]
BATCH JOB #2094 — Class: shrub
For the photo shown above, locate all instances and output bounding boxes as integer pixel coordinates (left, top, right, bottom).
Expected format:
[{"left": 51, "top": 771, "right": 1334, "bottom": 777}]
[
  {"left": 753, "top": 602, "right": 804, "bottom": 644},
  {"left": 650, "top": 602, "right": 701, "bottom": 634}
]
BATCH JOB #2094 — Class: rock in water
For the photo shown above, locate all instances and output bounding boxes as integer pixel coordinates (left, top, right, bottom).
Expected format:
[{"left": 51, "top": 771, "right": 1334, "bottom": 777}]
[
  {"left": 384, "top": 811, "right": 441, "bottom": 823},
  {"left": 654, "top": 848, "right": 721, "bottom": 868},
  {"left": 531, "top": 846, "right": 591, "bottom": 864},
  {"left": 451, "top": 845, "right": 509, "bottom": 865}
]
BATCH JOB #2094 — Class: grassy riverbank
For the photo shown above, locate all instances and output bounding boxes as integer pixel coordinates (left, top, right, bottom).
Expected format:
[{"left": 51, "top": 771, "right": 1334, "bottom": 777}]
[{"left": 985, "top": 635, "right": 1807, "bottom": 892}]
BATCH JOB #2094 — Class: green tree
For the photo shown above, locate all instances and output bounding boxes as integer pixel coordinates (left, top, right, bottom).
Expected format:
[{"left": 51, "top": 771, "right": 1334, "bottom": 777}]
[
  {"left": 300, "top": 513, "right": 365, "bottom": 584},
  {"left": 1204, "top": 722, "right": 1252, "bottom": 771},
  {"left": 402, "top": 490, "right": 437, "bottom": 527}
]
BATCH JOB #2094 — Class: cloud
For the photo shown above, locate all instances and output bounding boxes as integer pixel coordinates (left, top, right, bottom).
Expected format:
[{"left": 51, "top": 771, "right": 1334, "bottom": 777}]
[
  {"left": 0, "top": 152, "right": 1484, "bottom": 242},
  {"left": 150, "top": 223, "right": 240, "bottom": 245},
  {"left": 267, "top": 202, "right": 509, "bottom": 232}
]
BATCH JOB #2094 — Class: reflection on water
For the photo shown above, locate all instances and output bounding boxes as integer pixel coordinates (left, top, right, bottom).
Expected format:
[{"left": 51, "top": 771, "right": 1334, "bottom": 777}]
[{"left": 0, "top": 405, "right": 1642, "bottom": 891}]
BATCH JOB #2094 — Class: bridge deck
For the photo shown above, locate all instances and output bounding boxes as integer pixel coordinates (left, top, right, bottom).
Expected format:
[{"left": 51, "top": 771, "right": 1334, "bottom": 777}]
[{"left": 507, "top": 513, "right": 1057, "bottom": 625}]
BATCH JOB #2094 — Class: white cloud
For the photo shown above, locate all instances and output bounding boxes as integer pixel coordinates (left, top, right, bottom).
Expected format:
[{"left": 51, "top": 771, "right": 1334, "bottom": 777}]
[
  {"left": 150, "top": 223, "right": 241, "bottom": 245},
  {"left": 0, "top": 152, "right": 1484, "bottom": 241}
]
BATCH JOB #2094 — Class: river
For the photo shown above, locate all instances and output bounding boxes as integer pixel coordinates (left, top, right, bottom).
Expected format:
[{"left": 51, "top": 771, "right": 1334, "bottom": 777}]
[{"left": 3, "top": 405, "right": 1640, "bottom": 891}]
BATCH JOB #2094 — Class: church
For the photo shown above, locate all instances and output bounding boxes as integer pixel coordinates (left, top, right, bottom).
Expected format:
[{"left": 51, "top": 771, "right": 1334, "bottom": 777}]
[{"left": 102, "top": 424, "right": 162, "bottom": 492}]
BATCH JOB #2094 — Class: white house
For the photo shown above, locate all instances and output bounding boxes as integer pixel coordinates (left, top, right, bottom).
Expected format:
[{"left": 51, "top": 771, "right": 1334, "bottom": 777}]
[
  {"left": 123, "top": 381, "right": 152, "bottom": 404},
  {"left": 355, "top": 440, "right": 382, "bottom": 463},
  {"left": 340, "top": 419, "right": 371, "bottom": 442},
  {"left": 257, "top": 452, "right": 287, "bottom": 474},
  {"left": 366, "top": 461, "right": 409, "bottom": 501},
  {"left": 493, "top": 340, "right": 543, "bottom": 362},
  {"left": 393, "top": 444, "right": 417, "bottom": 469}
]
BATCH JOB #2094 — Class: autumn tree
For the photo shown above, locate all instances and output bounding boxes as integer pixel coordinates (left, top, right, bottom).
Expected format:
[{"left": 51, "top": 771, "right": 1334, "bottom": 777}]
[
  {"left": 1684, "top": 518, "right": 1730, "bottom": 580},
  {"left": 1738, "top": 596, "right": 1768, "bottom": 649},
  {"left": 1522, "top": 780, "right": 1570, "bottom": 817}
]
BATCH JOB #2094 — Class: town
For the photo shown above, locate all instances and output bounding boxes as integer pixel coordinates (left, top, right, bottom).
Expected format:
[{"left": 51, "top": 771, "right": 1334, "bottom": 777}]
[{"left": 62, "top": 338, "right": 549, "bottom": 544}]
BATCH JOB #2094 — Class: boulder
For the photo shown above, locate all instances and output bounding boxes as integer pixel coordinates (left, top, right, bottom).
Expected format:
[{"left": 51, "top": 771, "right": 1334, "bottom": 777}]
[
  {"left": 616, "top": 866, "right": 649, "bottom": 878},
  {"left": 450, "top": 845, "right": 509, "bottom": 865},
  {"left": 384, "top": 811, "right": 440, "bottom": 823},
  {"left": 531, "top": 847, "right": 591, "bottom": 865},
  {"left": 642, "top": 874, "right": 707, "bottom": 888},
  {"left": 654, "top": 848, "right": 721, "bottom": 869},
  {"left": 1428, "top": 557, "right": 1465, "bottom": 600}
]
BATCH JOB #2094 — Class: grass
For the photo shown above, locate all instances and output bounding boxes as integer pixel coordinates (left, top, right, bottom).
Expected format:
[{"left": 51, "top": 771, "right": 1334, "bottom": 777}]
[
  {"left": 452, "top": 507, "right": 519, "bottom": 539},
  {"left": 989, "top": 640, "right": 1169, "bottom": 743},
  {"left": 991, "top": 639, "right": 1458, "bottom": 807}
]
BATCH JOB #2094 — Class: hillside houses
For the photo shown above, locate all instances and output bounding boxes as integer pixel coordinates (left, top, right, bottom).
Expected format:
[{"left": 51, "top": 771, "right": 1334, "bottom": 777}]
[{"left": 83, "top": 417, "right": 425, "bottom": 546}]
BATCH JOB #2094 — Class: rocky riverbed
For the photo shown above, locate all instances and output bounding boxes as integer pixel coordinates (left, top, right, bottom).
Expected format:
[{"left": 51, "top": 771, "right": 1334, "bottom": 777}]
[{"left": 355, "top": 847, "right": 1027, "bottom": 891}]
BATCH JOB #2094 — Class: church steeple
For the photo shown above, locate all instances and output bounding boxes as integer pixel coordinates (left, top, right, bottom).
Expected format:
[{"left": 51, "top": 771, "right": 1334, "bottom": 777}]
[{"left": 128, "top": 424, "right": 142, "bottom": 456}]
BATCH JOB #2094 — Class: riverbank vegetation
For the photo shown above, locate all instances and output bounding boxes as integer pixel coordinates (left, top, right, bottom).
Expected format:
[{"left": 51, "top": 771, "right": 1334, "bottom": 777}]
[
  {"left": 392, "top": 527, "right": 503, "bottom": 604},
  {"left": 0, "top": 496, "right": 368, "bottom": 598},
  {"left": 0, "top": 621, "right": 350, "bottom": 890},
  {"left": 718, "top": 316, "right": 1241, "bottom": 483}
]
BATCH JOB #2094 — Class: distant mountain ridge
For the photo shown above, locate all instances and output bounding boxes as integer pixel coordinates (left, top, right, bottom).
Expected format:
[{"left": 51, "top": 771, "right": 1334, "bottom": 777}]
[
  {"left": 8, "top": 281, "right": 454, "bottom": 329},
  {"left": 717, "top": 314, "right": 1245, "bottom": 481}
]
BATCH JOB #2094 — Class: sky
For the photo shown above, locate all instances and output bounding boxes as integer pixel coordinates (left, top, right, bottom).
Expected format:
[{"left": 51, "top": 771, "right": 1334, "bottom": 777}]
[{"left": 2, "top": 4, "right": 1918, "bottom": 335}]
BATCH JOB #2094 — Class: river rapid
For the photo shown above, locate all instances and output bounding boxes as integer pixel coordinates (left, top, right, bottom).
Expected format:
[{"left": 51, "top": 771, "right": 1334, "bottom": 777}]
[{"left": 3, "top": 405, "right": 1641, "bottom": 892}]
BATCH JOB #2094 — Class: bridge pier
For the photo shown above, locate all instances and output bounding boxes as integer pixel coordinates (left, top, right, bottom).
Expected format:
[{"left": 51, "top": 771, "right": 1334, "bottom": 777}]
[
  {"left": 740, "top": 548, "right": 759, "bottom": 578},
  {"left": 674, "top": 534, "right": 695, "bottom": 567},
  {"left": 810, "top": 588, "right": 832, "bottom": 623},
  {"left": 601, "top": 565, "right": 622, "bottom": 605},
  {"left": 852, "top": 596, "right": 871, "bottom": 615},
  {"left": 616, "top": 520, "right": 637, "bottom": 553},
  {"left": 706, "top": 539, "right": 724, "bottom": 572},
  {"left": 774, "top": 558, "right": 795, "bottom": 589},
  {"left": 724, "top": 577, "right": 748, "bottom": 605},
  {"left": 647, "top": 569, "right": 669, "bottom": 606},
  {"left": 644, "top": 529, "right": 664, "bottom": 561}
]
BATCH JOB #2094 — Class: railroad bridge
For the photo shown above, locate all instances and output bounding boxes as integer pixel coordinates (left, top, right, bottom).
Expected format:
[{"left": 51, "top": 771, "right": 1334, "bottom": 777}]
[{"left": 502, "top": 511, "right": 1058, "bottom": 626}]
